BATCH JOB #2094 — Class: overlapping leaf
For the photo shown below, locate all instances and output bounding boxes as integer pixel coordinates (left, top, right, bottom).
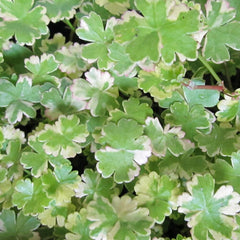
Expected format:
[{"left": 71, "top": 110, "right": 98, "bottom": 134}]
[
  {"left": 37, "top": 0, "right": 81, "bottom": 22},
  {"left": 109, "top": 98, "right": 153, "bottom": 124},
  {"left": 65, "top": 209, "right": 92, "bottom": 240},
  {"left": 55, "top": 43, "right": 89, "bottom": 77},
  {"left": 12, "top": 178, "right": 51, "bottom": 215},
  {"left": 134, "top": 172, "right": 179, "bottom": 224},
  {"left": 87, "top": 195, "right": 154, "bottom": 239},
  {"left": 0, "top": 77, "right": 41, "bottom": 124},
  {"left": 114, "top": 0, "right": 200, "bottom": 63},
  {"left": 41, "top": 86, "right": 86, "bottom": 120},
  {"left": 145, "top": 117, "right": 194, "bottom": 157},
  {"left": 0, "top": 209, "right": 40, "bottom": 240},
  {"left": 194, "top": 123, "right": 240, "bottom": 157},
  {"left": 20, "top": 135, "right": 70, "bottom": 178},
  {"left": 178, "top": 174, "right": 240, "bottom": 240},
  {"left": 96, "top": 118, "right": 151, "bottom": 183},
  {"left": 38, "top": 115, "right": 88, "bottom": 158},
  {"left": 0, "top": 0, "right": 49, "bottom": 45},
  {"left": 76, "top": 12, "right": 115, "bottom": 69},
  {"left": 202, "top": 0, "right": 240, "bottom": 63},
  {"left": 41, "top": 165, "right": 81, "bottom": 204},
  {"left": 164, "top": 101, "right": 215, "bottom": 141},
  {"left": 71, "top": 67, "right": 119, "bottom": 116},
  {"left": 212, "top": 151, "right": 240, "bottom": 193},
  {"left": 138, "top": 62, "right": 185, "bottom": 101},
  {"left": 24, "top": 53, "right": 59, "bottom": 85}
]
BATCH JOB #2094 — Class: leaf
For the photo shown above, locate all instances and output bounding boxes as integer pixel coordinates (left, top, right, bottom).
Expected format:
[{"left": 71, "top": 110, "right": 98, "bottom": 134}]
[
  {"left": 12, "top": 178, "right": 51, "bottom": 215},
  {"left": 71, "top": 67, "right": 119, "bottom": 117},
  {"left": 38, "top": 115, "right": 88, "bottom": 158},
  {"left": 76, "top": 12, "right": 115, "bottom": 69},
  {"left": 0, "top": 209, "right": 40, "bottom": 240},
  {"left": 95, "top": 0, "right": 130, "bottom": 16},
  {"left": 75, "top": 169, "right": 118, "bottom": 202},
  {"left": 178, "top": 174, "right": 240, "bottom": 240},
  {"left": 41, "top": 86, "right": 86, "bottom": 120},
  {"left": 65, "top": 209, "right": 92, "bottom": 240},
  {"left": 183, "top": 79, "right": 220, "bottom": 107},
  {"left": 24, "top": 53, "right": 59, "bottom": 85},
  {"left": 87, "top": 195, "right": 153, "bottom": 239},
  {"left": 212, "top": 150, "right": 240, "bottom": 193},
  {"left": 0, "top": 0, "right": 49, "bottom": 45},
  {"left": 144, "top": 117, "right": 194, "bottom": 157},
  {"left": 157, "top": 150, "right": 207, "bottom": 180},
  {"left": 134, "top": 172, "right": 179, "bottom": 224},
  {"left": 42, "top": 165, "right": 81, "bottom": 204},
  {"left": 96, "top": 118, "right": 151, "bottom": 183},
  {"left": 109, "top": 98, "right": 153, "bottom": 125},
  {"left": 216, "top": 93, "right": 240, "bottom": 129},
  {"left": 55, "top": 43, "right": 89, "bottom": 77},
  {"left": 37, "top": 0, "right": 81, "bottom": 22},
  {"left": 138, "top": 62, "right": 185, "bottom": 101},
  {"left": 203, "top": 0, "right": 240, "bottom": 63},
  {"left": 114, "top": 0, "right": 200, "bottom": 63},
  {"left": 0, "top": 139, "right": 23, "bottom": 180},
  {"left": 194, "top": 123, "right": 240, "bottom": 157},
  {"left": 164, "top": 101, "right": 215, "bottom": 141},
  {"left": 0, "top": 77, "right": 41, "bottom": 124},
  {"left": 20, "top": 135, "right": 70, "bottom": 178},
  {"left": 38, "top": 200, "right": 75, "bottom": 228}
]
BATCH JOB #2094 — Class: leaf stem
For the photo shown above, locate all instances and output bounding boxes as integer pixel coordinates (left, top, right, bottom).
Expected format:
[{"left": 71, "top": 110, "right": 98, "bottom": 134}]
[
  {"left": 198, "top": 55, "right": 222, "bottom": 84},
  {"left": 63, "top": 19, "right": 75, "bottom": 32}
]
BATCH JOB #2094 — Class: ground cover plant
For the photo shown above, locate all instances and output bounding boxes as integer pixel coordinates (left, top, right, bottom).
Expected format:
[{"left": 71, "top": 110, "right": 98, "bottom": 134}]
[{"left": 1, "top": 0, "right": 240, "bottom": 239}]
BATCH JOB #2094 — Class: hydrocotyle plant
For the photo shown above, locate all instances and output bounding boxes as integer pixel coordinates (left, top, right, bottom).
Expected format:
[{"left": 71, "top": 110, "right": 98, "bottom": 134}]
[{"left": 1, "top": 0, "right": 240, "bottom": 239}]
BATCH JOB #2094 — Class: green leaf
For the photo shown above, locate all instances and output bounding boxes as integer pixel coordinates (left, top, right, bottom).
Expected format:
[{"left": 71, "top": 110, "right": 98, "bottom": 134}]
[
  {"left": 0, "top": 0, "right": 49, "bottom": 45},
  {"left": 20, "top": 135, "right": 70, "bottom": 178},
  {"left": 164, "top": 101, "right": 214, "bottom": 141},
  {"left": 37, "top": 0, "right": 81, "bottom": 22},
  {"left": 0, "top": 209, "right": 40, "bottom": 240},
  {"left": 95, "top": 0, "right": 130, "bottom": 16},
  {"left": 212, "top": 150, "right": 240, "bottom": 193},
  {"left": 42, "top": 165, "right": 81, "bottom": 204},
  {"left": 0, "top": 77, "right": 41, "bottom": 124},
  {"left": 75, "top": 169, "right": 118, "bottom": 202},
  {"left": 194, "top": 123, "right": 240, "bottom": 157},
  {"left": 109, "top": 98, "right": 153, "bottom": 124},
  {"left": 12, "top": 178, "right": 51, "bottom": 215},
  {"left": 65, "top": 209, "right": 92, "bottom": 240},
  {"left": 0, "top": 139, "right": 23, "bottom": 180},
  {"left": 76, "top": 12, "right": 115, "bottom": 69},
  {"left": 178, "top": 174, "right": 240, "bottom": 240},
  {"left": 203, "top": 0, "right": 240, "bottom": 63},
  {"left": 71, "top": 67, "right": 119, "bottom": 117},
  {"left": 115, "top": 0, "right": 199, "bottom": 63},
  {"left": 24, "top": 53, "right": 59, "bottom": 85},
  {"left": 144, "top": 117, "right": 194, "bottom": 157},
  {"left": 157, "top": 150, "right": 207, "bottom": 180},
  {"left": 216, "top": 93, "right": 240, "bottom": 129},
  {"left": 38, "top": 115, "right": 88, "bottom": 158},
  {"left": 135, "top": 172, "right": 179, "bottom": 224},
  {"left": 41, "top": 86, "right": 86, "bottom": 120},
  {"left": 55, "top": 43, "right": 89, "bottom": 77},
  {"left": 183, "top": 79, "right": 220, "bottom": 107},
  {"left": 96, "top": 118, "right": 151, "bottom": 183},
  {"left": 87, "top": 195, "right": 153, "bottom": 239},
  {"left": 138, "top": 62, "right": 185, "bottom": 101}
]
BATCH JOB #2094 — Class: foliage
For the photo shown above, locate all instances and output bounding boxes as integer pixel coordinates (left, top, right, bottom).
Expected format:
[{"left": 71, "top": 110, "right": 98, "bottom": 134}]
[{"left": 1, "top": 0, "right": 240, "bottom": 239}]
